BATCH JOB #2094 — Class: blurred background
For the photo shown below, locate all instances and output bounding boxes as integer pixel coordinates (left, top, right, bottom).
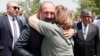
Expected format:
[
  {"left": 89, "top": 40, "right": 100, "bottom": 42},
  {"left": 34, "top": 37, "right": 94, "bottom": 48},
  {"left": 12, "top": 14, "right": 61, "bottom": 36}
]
[{"left": 0, "top": 0, "right": 100, "bottom": 18}]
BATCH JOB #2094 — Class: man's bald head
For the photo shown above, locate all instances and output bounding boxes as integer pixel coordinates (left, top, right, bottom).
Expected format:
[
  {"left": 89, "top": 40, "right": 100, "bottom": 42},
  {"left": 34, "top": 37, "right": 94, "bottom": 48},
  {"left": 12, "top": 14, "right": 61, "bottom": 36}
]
[
  {"left": 7, "top": 1, "right": 18, "bottom": 9},
  {"left": 7, "top": 1, "right": 19, "bottom": 17}
]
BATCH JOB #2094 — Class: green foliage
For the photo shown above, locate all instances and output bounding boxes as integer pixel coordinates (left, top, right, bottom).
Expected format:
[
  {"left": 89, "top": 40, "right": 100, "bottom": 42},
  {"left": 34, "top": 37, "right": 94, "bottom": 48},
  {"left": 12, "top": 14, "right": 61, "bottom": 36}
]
[
  {"left": 0, "top": 12, "right": 3, "bottom": 16},
  {"left": 17, "top": 0, "right": 40, "bottom": 17},
  {"left": 17, "top": 1, "right": 25, "bottom": 7},
  {"left": 76, "top": 0, "right": 100, "bottom": 16},
  {"left": 30, "top": 0, "right": 40, "bottom": 15}
]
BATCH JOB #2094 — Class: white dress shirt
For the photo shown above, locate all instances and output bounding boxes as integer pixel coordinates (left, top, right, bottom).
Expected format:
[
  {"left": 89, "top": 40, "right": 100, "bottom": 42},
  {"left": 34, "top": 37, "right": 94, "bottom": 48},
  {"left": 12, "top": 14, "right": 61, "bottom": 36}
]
[
  {"left": 93, "top": 17, "right": 98, "bottom": 24},
  {"left": 82, "top": 22, "right": 89, "bottom": 40},
  {"left": 7, "top": 14, "right": 20, "bottom": 48}
]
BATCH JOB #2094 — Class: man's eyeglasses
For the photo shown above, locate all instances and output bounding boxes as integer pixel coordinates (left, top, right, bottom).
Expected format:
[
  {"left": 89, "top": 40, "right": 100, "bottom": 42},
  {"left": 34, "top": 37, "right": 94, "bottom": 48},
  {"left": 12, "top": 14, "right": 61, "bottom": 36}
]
[
  {"left": 82, "top": 16, "right": 92, "bottom": 18},
  {"left": 12, "top": 6, "right": 20, "bottom": 10}
]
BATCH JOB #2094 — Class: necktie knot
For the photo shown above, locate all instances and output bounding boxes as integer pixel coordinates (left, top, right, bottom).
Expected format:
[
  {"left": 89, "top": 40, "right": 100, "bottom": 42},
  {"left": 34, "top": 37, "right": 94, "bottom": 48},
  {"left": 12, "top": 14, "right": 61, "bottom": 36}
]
[
  {"left": 84, "top": 24, "right": 87, "bottom": 27},
  {"left": 12, "top": 18, "right": 16, "bottom": 21},
  {"left": 84, "top": 24, "right": 87, "bottom": 32}
]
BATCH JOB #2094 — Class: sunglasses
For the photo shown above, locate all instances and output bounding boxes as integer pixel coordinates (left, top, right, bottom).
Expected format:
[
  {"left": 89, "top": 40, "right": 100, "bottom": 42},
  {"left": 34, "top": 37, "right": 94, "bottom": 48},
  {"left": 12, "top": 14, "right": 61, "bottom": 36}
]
[{"left": 12, "top": 6, "right": 20, "bottom": 10}]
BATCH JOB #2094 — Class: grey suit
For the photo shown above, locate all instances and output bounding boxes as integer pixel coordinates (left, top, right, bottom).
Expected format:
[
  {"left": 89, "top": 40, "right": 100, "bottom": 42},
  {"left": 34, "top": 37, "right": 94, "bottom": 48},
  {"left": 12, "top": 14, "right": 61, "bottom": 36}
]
[
  {"left": 95, "top": 19, "right": 100, "bottom": 56},
  {"left": 74, "top": 22, "right": 99, "bottom": 56}
]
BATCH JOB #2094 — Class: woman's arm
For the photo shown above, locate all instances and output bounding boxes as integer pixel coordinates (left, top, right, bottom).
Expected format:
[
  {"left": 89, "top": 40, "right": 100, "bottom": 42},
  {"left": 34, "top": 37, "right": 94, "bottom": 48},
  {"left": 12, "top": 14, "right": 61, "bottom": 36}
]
[
  {"left": 63, "top": 28, "right": 75, "bottom": 39},
  {"left": 28, "top": 14, "right": 40, "bottom": 32}
]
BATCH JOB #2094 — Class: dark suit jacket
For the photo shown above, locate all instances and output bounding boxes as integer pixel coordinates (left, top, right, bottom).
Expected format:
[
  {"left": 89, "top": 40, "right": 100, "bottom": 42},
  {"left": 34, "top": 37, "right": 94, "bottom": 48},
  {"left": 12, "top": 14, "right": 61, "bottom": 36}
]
[
  {"left": 14, "top": 24, "right": 43, "bottom": 56},
  {"left": 0, "top": 15, "right": 24, "bottom": 56},
  {"left": 74, "top": 22, "right": 99, "bottom": 56}
]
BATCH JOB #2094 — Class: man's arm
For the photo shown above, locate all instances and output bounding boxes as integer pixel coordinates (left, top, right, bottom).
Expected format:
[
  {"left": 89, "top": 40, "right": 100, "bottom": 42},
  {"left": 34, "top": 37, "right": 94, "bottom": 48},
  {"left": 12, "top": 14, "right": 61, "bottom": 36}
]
[{"left": 14, "top": 25, "right": 32, "bottom": 56}]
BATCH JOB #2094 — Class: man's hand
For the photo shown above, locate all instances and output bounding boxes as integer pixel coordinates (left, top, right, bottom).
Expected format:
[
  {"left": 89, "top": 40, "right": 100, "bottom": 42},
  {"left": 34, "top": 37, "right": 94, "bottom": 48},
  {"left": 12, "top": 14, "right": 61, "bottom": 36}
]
[{"left": 64, "top": 28, "right": 75, "bottom": 39}]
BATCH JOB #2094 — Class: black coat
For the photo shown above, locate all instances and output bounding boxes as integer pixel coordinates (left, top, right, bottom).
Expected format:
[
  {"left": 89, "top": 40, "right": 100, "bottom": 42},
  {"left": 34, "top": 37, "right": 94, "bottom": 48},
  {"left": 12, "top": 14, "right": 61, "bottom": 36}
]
[
  {"left": 73, "top": 22, "right": 99, "bottom": 56},
  {"left": 0, "top": 15, "right": 24, "bottom": 56},
  {"left": 14, "top": 24, "right": 43, "bottom": 56}
]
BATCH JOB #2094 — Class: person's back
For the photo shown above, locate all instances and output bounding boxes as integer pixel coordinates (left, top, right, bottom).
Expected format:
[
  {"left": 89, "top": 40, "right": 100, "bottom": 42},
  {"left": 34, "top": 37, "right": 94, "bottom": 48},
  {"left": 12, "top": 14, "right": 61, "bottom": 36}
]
[{"left": 39, "top": 21, "right": 74, "bottom": 56}]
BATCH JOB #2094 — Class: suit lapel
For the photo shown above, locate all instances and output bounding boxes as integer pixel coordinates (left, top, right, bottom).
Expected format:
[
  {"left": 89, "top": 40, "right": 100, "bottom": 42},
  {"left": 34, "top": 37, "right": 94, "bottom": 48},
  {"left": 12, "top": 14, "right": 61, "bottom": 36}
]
[
  {"left": 77, "top": 22, "right": 84, "bottom": 40},
  {"left": 86, "top": 24, "right": 92, "bottom": 40},
  {"left": 4, "top": 15, "right": 23, "bottom": 35},
  {"left": 16, "top": 17, "right": 23, "bottom": 32},
  {"left": 4, "top": 15, "right": 12, "bottom": 37}
]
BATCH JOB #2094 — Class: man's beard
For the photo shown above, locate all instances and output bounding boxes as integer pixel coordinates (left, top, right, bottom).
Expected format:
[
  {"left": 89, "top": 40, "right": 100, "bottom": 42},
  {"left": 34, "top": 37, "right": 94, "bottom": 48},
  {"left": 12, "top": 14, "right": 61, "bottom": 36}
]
[{"left": 41, "top": 18, "right": 54, "bottom": 23}]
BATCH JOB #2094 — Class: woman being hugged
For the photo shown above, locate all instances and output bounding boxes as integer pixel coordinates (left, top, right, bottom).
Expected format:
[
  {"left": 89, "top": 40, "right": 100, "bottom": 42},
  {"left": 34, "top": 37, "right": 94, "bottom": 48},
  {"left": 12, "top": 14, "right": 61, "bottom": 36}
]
[{"left": 28, "top": 5, "right": 74, "bottom": 56}]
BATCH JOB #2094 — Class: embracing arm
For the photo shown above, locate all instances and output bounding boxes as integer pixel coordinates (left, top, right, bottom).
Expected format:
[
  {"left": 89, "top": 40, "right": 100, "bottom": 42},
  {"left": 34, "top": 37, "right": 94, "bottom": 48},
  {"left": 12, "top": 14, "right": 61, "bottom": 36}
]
[
  {"left": 63, "top": 28, "right": 75, "bottom": 39},
  {"left": 28, "top": 14, "right": 40, "bottom": 32}
]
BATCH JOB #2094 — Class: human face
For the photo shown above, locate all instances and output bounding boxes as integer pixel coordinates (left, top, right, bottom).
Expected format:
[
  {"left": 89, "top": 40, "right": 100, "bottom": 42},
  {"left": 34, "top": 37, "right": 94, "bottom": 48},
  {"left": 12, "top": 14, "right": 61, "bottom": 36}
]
[
  {"left": 40, "top": 3, "right": 55, "bottom": 22},
  {"left": 7, "top": 2, "right": 19, "bottom": 17},
  {"left": 81, "top": 14, "right": 92, "bottom": 24}
]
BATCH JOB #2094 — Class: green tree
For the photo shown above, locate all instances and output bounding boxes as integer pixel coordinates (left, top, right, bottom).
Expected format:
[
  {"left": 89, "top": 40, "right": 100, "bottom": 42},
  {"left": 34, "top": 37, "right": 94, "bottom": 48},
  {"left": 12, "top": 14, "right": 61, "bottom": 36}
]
[
  {"left": 76, "top": 0, "right": 100, "bottom": 16},
  {"left": 94, "top": 0, "right": 100, "bottom": 15},
  {"left": 0, "top": 12, "right": 3, "bottom": 16},
  {"left": 30, "top": 0, "right": 40, "bottom": 15},
  {"left": 17, "top": 0, "right": 40, "bottom": 17}
]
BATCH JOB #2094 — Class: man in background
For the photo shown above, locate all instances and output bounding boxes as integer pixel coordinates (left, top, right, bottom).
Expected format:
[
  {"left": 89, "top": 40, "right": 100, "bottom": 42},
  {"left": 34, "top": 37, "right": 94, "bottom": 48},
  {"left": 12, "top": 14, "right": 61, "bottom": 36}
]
[
  {"left": 17, "top": 6, "right": 27, "bottom": 25},
  {"left": 0, "top": 1, "right": 24, "bottom": 56},
  {"left": 74, "top": 9, "right": 99, "bottom": 56},
  {"left": 92, "top": 12, "right": 98, "bottom": 24}
]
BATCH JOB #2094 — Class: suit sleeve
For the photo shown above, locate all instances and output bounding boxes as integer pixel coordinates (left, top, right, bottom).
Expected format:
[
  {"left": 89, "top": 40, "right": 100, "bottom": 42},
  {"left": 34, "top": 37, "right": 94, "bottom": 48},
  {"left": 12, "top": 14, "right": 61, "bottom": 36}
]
[
  {"left": 72, "top": 23, "right": 78, "bottom": 37},
  {"left": 96, "top": 26, "right": 100, "bottom": 56},
  {"left": 14, "top": 25, "right": 33, "bottom": 56}
]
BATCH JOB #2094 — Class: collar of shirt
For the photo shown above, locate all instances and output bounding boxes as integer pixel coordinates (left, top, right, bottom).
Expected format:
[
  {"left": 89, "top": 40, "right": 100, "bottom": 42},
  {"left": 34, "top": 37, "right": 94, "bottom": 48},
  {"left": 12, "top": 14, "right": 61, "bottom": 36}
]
[
  {"left": 7, "top": 14, "right": 17, "bottom": 21},
  {"left": 82, "top": 22, "right": 89, "bottom": 32}
]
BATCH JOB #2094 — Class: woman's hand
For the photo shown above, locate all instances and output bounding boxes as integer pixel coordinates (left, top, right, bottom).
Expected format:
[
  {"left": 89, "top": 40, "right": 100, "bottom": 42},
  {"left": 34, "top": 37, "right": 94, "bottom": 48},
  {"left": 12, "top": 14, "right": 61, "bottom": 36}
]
[{"left": 63, "top": 28, "right": 75, "bottom": 39}]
